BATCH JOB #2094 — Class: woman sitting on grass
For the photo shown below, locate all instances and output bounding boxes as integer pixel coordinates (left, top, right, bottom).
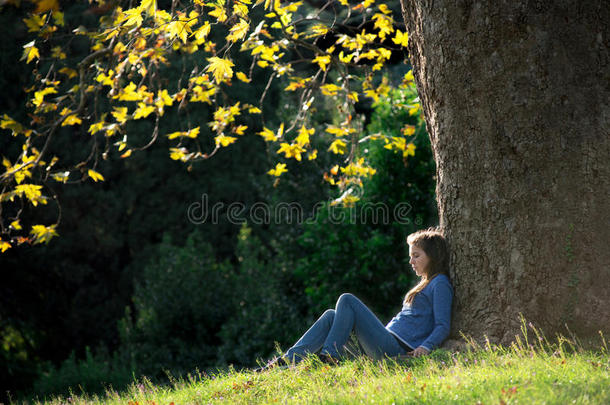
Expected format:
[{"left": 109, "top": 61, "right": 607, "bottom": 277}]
[{"left": 257, "top": 227, "right": 453, "bottom": 371}]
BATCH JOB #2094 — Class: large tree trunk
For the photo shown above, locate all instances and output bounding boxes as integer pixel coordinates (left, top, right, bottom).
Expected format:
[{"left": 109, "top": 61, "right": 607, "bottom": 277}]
[{"left": 399, "top": 0, "right": 610, "bottom": 344}]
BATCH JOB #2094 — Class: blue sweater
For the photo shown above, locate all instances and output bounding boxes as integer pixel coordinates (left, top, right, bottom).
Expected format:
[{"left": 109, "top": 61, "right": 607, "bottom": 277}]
[{"left": 385, "top": 274, "right": 453, "bottom": 351}]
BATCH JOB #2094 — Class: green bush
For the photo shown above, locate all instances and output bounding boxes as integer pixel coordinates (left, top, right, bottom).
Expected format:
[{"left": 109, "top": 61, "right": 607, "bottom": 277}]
[
  {"left": 32, "top": 347, "right": 132, "bottom": 399},
  {"left": 118, "top": 230, "right": 234, "bottom": 379},
  {"left": 217, "top": 225, "right": 305, "bottom": 366}
]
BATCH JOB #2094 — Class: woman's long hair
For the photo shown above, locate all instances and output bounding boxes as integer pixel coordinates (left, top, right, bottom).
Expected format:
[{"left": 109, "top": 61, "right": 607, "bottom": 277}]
[{"left": 403, "top": 227, "right": 450, "bottom": 305}]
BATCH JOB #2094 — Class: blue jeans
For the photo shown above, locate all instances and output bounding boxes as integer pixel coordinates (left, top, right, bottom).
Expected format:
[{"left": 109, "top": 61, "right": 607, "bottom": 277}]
[{"left": 283, "top": 293, "right": 409, "bottom": 363}]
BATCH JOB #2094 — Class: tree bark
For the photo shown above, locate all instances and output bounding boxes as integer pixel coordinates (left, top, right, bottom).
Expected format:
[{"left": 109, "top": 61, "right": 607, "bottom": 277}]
[{"left": 399, "top": 0, "right": 610, "bottom": 344}]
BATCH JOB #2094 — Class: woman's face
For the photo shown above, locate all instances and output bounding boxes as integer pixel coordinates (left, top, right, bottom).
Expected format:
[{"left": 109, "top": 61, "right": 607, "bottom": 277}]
[{"left": 409, "top": 244, "right": 430, "bottom": 277}]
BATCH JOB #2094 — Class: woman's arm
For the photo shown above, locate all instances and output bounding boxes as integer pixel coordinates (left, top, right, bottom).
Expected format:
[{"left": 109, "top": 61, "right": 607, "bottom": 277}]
[{"left": 419, "top": 280, "right": 453, "bottom": 352}]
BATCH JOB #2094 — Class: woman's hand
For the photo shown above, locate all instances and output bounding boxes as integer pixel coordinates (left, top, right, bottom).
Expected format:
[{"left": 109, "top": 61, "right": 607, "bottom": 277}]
[{"left": 409, "top": 346, "right": 430, "bottom": 357}]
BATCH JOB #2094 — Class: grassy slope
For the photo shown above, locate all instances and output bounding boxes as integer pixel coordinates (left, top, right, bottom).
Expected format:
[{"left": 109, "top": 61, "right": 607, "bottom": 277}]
[{"left": 30, "top": 334, "right": 609, "bottom": 405}]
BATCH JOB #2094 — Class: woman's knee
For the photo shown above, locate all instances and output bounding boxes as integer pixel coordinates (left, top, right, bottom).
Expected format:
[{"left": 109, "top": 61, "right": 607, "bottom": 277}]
[
  {"left": 322, "top": 308, "right": 336, "bottom": 317},
  {"left": 320, "top": 308, "right": 335, "bottom": 326},
  {"left": 337, "top": 293, "right": 357, "bottom": 307}
]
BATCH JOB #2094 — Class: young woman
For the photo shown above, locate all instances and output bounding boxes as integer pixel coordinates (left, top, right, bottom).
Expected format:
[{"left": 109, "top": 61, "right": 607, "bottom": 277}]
[{"left": 257, "top": 227, "right": 453, "bottom": 370}]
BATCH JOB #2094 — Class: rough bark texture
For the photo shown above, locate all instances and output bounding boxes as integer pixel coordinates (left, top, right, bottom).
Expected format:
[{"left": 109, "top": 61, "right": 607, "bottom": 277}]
[{"left": 399, "top": 0, "right": 610, "bottom": 344}]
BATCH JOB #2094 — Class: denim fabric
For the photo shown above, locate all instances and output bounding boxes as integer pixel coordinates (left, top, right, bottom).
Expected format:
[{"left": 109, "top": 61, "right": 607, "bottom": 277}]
[
  {"left": 385, "top": 274, "right": 453, "bottom": 351},
  {"left": 283, "top": 293, "right": 407, "bottom": 363}
]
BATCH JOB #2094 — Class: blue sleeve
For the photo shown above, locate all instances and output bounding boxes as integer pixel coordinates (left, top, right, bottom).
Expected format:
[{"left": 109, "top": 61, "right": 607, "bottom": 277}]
[{"left": 420, "top": 279, "right": 453, "bottom": 351}]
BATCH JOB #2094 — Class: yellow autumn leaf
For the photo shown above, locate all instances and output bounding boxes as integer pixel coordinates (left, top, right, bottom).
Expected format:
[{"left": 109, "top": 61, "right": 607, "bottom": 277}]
[
  {"left": 295, "top": 125, "right": 314, "bottom": 146},
  {"left": 328, "top": 139, "right": 347, "bottom": 154},
  {"left": 233, "top": 2, "right": 249, "bottom": 17},
  {"left": 167, "top": 127, "right": 200, "bottom": 140},
  {"left": 207, "top": 2, "right": 228, "bottom": 22},
  {"left": 404, "top": 142, "right": 416, "bottom": 157},
  {"left": 258, "top": 127, "right": 277, "bottom": 142},
  {"left": 23, "top": 15, "right": 44, "bottom": 32},
  {"left": 268, "top": 163, "right": 287, "bottom": 177},
  {"left": 10, "top": 220, "right": 22, "bottom": 230},
  {"left": 14, "top": 184, "right": 47, "bottom": 206},
  {"left": 312, "top": 55, "right": 331, "bottom": 71},
  {"left": 133, "top": 102, "right": 155, "bottom": 119},
  {"left": 320, "top": 84, "right": 341, "bottom": 96},
  {"left": 111, "top": 107, "right": 129, "bottom": 124},
  {"left": 30, "top": 224, "right": 59, "bottom": 245},
  {"left": 156, "top": 89, "right": 173, "bottom": 106},
  {"left": 116, "top": 82, "right": 140, "bottom": 101},
  {"left": 402, "top": 125, "right": 416, "bottom": 136},
  {"left": 233, "top": 125, "right": 248, "bottom": 135},
  {"left": 236, "top": 71, "right": 251, "bottom": 83},
  {"left": 0, "top": 240, "right": 11, "bottom": 253},
  {"left": 192, "top": 21, "right": 211, "bottom": 45},
  {"left": 88, "top": 121, "right": 105, "bottom": 135},
  {"left": 186, "top": 127, "right": 200, "bottom": 138},
  {"left": 123, "top": 7, "right": 143, "bottom": 27},
  {"left": 96, "top": 70, "right": 114, "bottom": 86},
  {"left": 206, "top": 57, "right": 234, "bottom": 84},
  {"left": 22, "top": 41, "right": 40, "bottom": 64},
  {"left": 59, "top": 67, "right": 78, "bottom": 78},
  {"left": 215, "top": 134, "right": 237, "bottom": 147},
  {"left": 378, "top": 4, "right": 391, "bottom": 14},
  {"left": 120, "top": 149, "right": 133, "bottom": 158},
  {"left": 227, "top": 19, "right": 249, "bottom": 42},
  {"left": 167, "top": 19, "right": 191, "bottom": 43},
  {"left": 372, "top": 13, "right": 394, "bottom": 40},
  {"left": 88, "top": 169, "right": 105, "bottom": 182},
  {"left": 33, "top": 87, "right": 57, "bottom": 107},
  {"left": 277, "top": 142, "right": 305, "bottom": 161},
  {"left": 248, "top": 106, "right": 262, "bottom": 114},
  {"left": 338, "top": 51, "right": 354, "bottom": 63},
  {"left": 140, "top": 0, "right": 157, "bottom": 16},
  {"left": 393, "top": 30, "right": 409, "bottom": 47},
  {"left": 169, "top": 147, "right": 187, "bottom": 161},
  {"left": 61, "top": 114, "right": 82, "bottom": 126}
]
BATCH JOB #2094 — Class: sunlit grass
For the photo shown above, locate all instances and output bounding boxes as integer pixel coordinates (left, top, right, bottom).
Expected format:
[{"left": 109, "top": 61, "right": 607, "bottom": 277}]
[{"left": 28, "top": 324, "right": 609, "bottom": 405}]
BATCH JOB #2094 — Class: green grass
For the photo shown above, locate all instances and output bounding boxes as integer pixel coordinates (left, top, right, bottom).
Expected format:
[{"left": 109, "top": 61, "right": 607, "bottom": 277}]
[{"left": 25, "top": 330, "right": 609, "bottom": 405}]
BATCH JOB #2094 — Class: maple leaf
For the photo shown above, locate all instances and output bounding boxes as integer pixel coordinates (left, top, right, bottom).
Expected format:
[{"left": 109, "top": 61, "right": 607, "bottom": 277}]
[
  {"left": 23, "top": 15, "right": 44, "bottom": 32},
  {"left": 0, "top": 240, "right": 11, "bottom": 253},
  {"left": 192, "top": 21, "right": 211, "bottom": 45},
  {"left": 140, "top": 0, "right": 157, "bottom": 16},
  {"left": 30, "top": 224, "right": 58, "bottom": 244},
  {"left": 206, "top": 57, "right": 234, "bottom": 84},
  {"left": 33, "top": 87, "right": 57, "bottom": 108},
  {"left": 22, "top": 41, "right": 40, "bottom": 64},
  {"left": 227, "top": 19, "right": 249, "bottom": 42},
  {"left": 133, "top": 103, "right": 155, "bottom": 119},
  {"left": 312, "top": 55, "right": 331, "bottom": 71},
  {"left": 268, "top": 163, "right": 287, "bottom": 177},
  {"left": 111, "top": 107, "right": 129, "bottom": 124},
  {"left": 295, "top": 125, "right": 314, "bottom": 146},
  {"left": 393, "top": 30, "right": 409, "bottom": 47},
  {"left": 207, "top": 1, "right": 228, "bottom": 22},
  {"left": 61, "top": 115, "right": 82, "bottom": 126},
  {"left": 328, "top": 139, "right": 347, "bottom": 154},
  {"left": 215, "top": 134, "right": 237, "bottom": 147},
  {"left": 123, "top": 8, "right": 143, "bottom": 27},
  {"left": 88, "top": 169, "right": 105, "bottom": 182},
  {"left": 236, "top": 72, "right": 251, "bottom": 83}
]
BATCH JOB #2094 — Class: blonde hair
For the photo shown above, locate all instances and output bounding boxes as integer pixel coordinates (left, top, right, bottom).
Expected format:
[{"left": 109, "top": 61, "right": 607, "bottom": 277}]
[{"left": 403, "top": 227, "right": 450, "bottom": 305}]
